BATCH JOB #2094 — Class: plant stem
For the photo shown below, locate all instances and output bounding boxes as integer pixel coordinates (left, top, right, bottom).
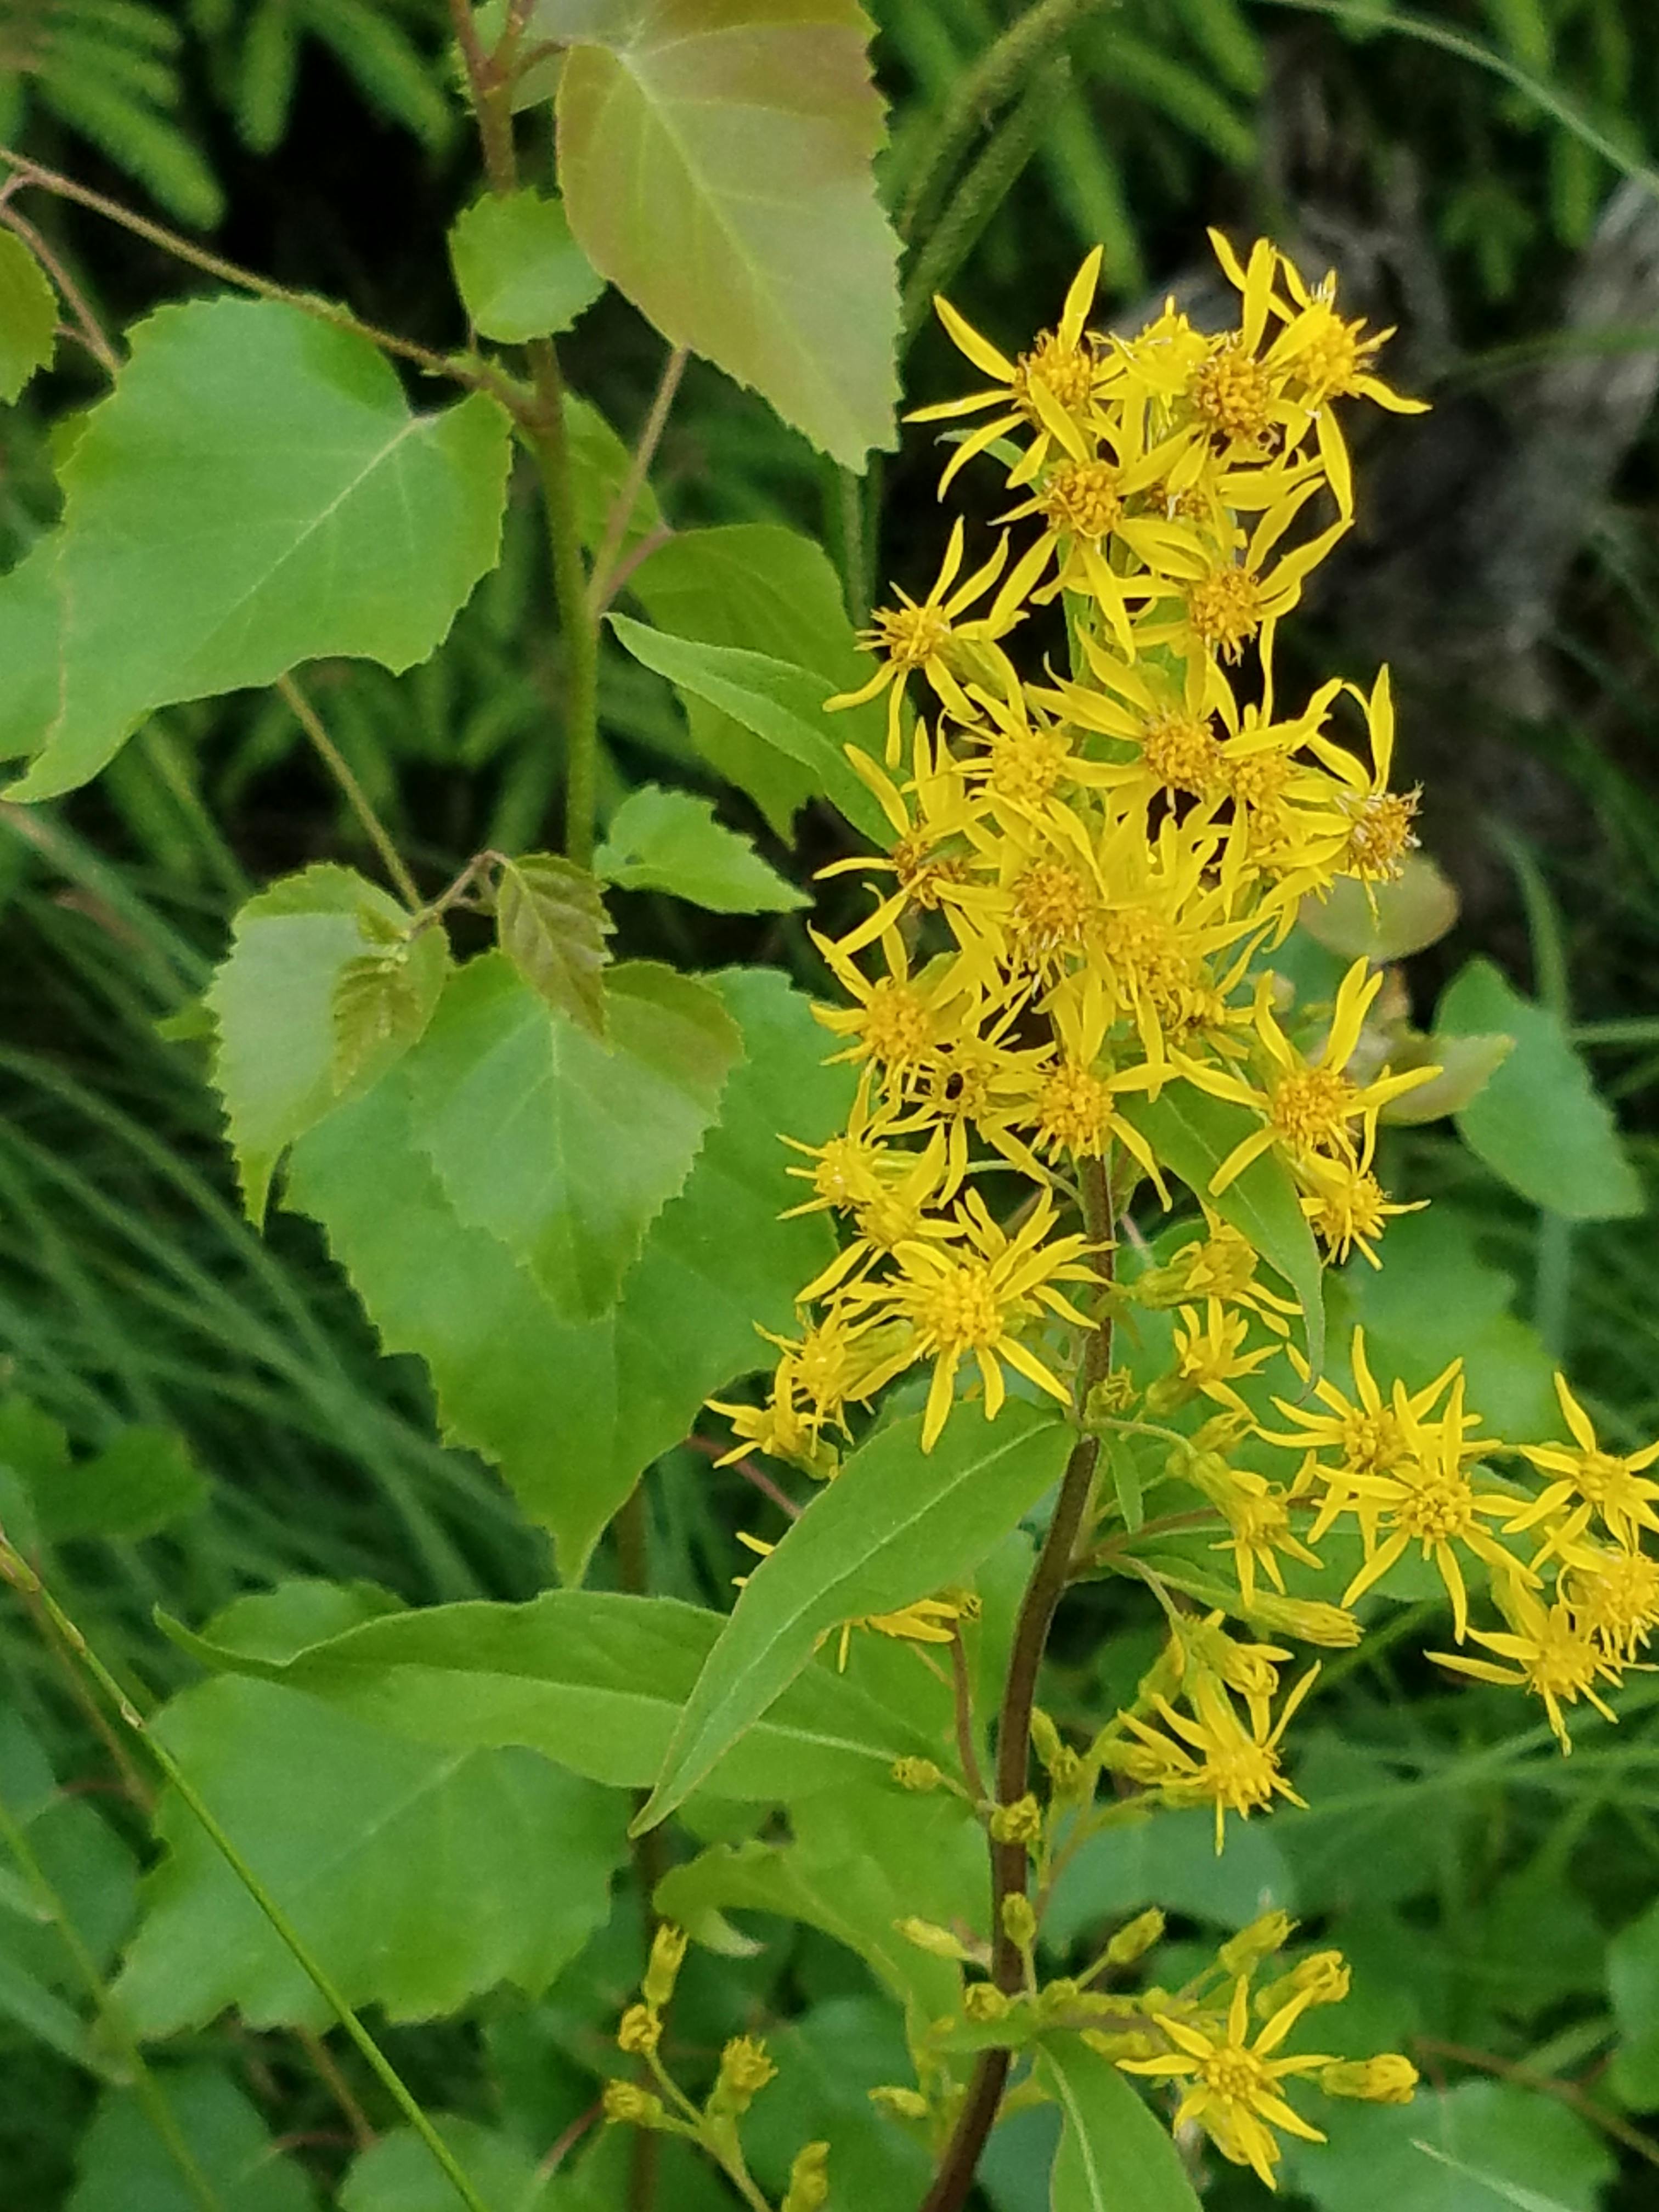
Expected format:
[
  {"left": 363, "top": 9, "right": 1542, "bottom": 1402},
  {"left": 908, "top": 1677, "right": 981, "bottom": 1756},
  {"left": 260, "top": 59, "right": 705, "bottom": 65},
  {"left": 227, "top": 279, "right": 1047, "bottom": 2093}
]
[
  {"left": 297, "top": 2026, "right": 377, "bottom": 2152},
  {"left": 590, "top": 345, "right": 688, "bottom": 616},
  {"left": 0, "top": 149, "right": 520, "bottom": 414},
  {"left": 918, "top": 1155, "right": 1115, "bottom": 2212},
  {"left": 0, "top": 202, "right": 120, "bottom": 375},
  {"left": 898, "top": 0, "right": 1107, "bottom": 245},
  {"left": 0, "top": 1537, "right": 495, "bottom": 2212},
  {"left": 901, "top": 58, "right": 1070, "bottom": 351},
  {"left": 0, "top": 1780, "right": 225, "bottom": 2212},
  {"left": 278, "top": 674, "right": 422, "bottom": 911},
  {"left": 527, "top": 340, "right": 602, "bottom": 868}
]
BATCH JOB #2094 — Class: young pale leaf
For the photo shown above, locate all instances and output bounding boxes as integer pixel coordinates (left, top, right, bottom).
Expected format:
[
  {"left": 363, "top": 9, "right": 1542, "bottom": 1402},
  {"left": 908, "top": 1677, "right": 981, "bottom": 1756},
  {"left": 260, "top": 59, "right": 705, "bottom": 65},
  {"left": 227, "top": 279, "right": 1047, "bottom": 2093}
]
[
  {"left": 207, "top": 865, "right": 448, "bottom": 1224},
  {"left": 285, "top": 966, "right": 852, "bottom": 1576},
  {"left": 532, "top": 0, "right": 899, "bottom": 465},
  {"left": 637, "top": 1401, "right": 1073, "bottom": 1831},
  {"left": 1298, "top": 852, "right": 1460, "bottom": 962},
  {"left": 1378, "top": 1031, "right": 1513, "bottom": 1126},
  {"left": 332, "top": 947, "right": 445, "bottom": 1094},
  {"left": 447, "top": 187, "right": 605, "bottom": 342},
  {"left": 630, "top": 522, "right": 883, "bottom": 833},
  {"left": 70, "top": 2064, "right": 318, "bottom": 2212},
  {"left": 112, "top": 1675, "right": 625, "bottom": 2035},
  {"left": 405, "top": 955, "right": 739, "bottom": 1319},
  {"left": 493, "top": 851, "right": 612, "bottom": 1036},
  {"left": 0, "top": 230, "right": 58, "bottom": 404},
  {"left": 1121, "top": 1080, "right": 1326, "bottom": 1375},
  {"left": 1, "top": 300, "right": 512, "bottom": 802},
  {"left": 596, "top": 786, "right": 807, "bottom": 914},
  {"left": 608, "top": 616, "right": 889, "bottom": 844},
  {"left": 1437, "top": 958, "right": 1642, "bottom": 1220},
  {"left": 1039, "top": 2034, "right": 1203, "bottom": 2211},
  {"left": 168, "top": 1588, "right": 939, "bottom": 1799}
]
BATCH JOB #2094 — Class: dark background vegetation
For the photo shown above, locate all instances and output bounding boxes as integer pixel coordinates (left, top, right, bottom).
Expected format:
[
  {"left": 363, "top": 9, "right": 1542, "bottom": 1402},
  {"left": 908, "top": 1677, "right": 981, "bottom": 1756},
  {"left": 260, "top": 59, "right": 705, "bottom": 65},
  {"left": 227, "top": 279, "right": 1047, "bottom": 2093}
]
[{"left": 4, "top": 1, "right": 1659, "bottom": 2206}]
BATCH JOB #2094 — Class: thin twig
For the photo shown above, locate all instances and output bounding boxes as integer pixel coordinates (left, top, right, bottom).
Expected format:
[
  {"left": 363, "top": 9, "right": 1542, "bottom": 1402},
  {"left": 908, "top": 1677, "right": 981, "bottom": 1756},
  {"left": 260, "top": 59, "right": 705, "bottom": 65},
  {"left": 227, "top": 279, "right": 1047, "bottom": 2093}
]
[
  {"left": 681, "top": 1432, "right": 803, "bottom": 1521},
  {"left": 596, "top": 520, "right": 675, "bottom": 613},
  {"left": 537, "top": 2098, "right": 603, "bottom": 2179},
  {"left": 278, "top": 674, "right": 421, "bottom": 911},
  {"left": 589, "top": 345, "right": 688, "bottom": 616},
  {"left": 1412, "top": 2036, "right": 1659, "bottom": 2166},
  {"left": 297, "top": 2027, "right": 376, "bottom": 2152},
  {"left": 0, "top": 204, "right": 119, "bottom": 375}
]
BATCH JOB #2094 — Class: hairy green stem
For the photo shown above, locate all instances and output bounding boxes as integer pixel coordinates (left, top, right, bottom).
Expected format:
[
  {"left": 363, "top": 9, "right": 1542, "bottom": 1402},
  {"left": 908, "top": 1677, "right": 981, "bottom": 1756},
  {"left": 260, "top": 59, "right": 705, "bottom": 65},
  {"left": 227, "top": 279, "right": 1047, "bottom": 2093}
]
[
  {"left": 527, "top": 340, "right": 602, "bottom": 867},
  {"left": 279, "top": 674, "right": 422, "bottom": 911},
  {"left": 0, "top": 1540, "right": 494, "bottom": 2212},
  {"left": 0, "top": 1781, "right": 224, "bottom": 2212},
  {"left": 898, "top": 0, "right": 1108, "bottom": 246},
  {"left": 918, "top": 1156, "right": 1116, "bottom": 2212}
]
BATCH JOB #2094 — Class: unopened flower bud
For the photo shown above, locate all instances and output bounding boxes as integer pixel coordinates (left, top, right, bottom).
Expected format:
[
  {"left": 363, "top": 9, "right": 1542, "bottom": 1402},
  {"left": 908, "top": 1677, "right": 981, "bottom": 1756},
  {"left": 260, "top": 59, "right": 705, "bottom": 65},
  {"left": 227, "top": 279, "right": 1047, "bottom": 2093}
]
[
  {"left": 782, "top": 2140, "right": 830, "bottom": 2212},
  {"left": 1105, "top": 1908, "right": 1166, "bottom": 1966},
  {"left": 1283, "top": 1949, "right": 1351, "bottom": 2008},
  {"left": 1081, "top": 2025, "right": 1161, "bottom": 2063},
  {"left": 709, "top": 2034, "right": 776, "bottom": 2117},
  {"left": 896, "top": 1916, "right": 977, "bottom": 1962},
  {"left": 962, "top": 1982, "right": 1011, "bottom": 2023},
  {"left": 602, "top": 2080, "right": 666, "bottom": 2127},
  {"left": 617, "top": 2002, "right": 662, "bottom": 2056},
  {"left": 891, "top": 1756, "right": 946, "bottom": 1793},
  {"left": 1083, "top": 1369, "right": 1139, "bottom": 1423},
  {"left": 989, "top": 1793, "right": 1042, "bottom": 1847},
  {"left": 1218, "top": 1912, "right": 1294, "bottom": 1978},
  {"left": 1319, "top": 2053, "right": 1419, "bottom": 2104},
  {"left": 1245, "top": 1594, "right": 1363, "bottom": 1648},
  {"left": 1030, "top": 1709, "right": 1063, "bottom": 1767},
  {"left": 642, "top": 1922, "right": 689, "bottom": 2010},
  {"left": 1000, "top": 1892, "right": 1038, "bottom": 1949},
  {"left": 870, "top": 2085, "right": 929, "bottom": 2122}
]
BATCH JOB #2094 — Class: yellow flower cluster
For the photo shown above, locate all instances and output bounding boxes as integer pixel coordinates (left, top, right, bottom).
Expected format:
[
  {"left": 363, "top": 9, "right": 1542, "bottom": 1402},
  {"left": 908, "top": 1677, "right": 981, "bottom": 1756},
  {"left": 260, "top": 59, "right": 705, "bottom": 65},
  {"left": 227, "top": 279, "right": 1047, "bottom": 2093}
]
[{"left": 690, "top": 235, "right": 1659, "bottom": 2190}]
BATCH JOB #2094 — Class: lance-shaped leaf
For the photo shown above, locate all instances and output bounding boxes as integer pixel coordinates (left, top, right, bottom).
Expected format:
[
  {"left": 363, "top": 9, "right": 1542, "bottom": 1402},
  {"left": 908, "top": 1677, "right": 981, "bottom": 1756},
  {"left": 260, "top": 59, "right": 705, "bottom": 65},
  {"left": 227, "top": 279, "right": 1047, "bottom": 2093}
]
[
  {"left": 636, "top": 1401, "right": 1072, "bottom": 1831},
  {"left": 285, "top": 965, "right": 851, "bottom": 1576},
  {"left": 531, "top": 0, "right": 899, "bottom": 465},
  {"left": 1039, "top": 2034, "right": 1203, "bottom": 2211},
  {"left": 112, "top": 1675, "right": 625, "bottom": 2035},
  {"left": 494, "top": 851, "right": 612, "bottom": 1035},
  {"left": 596, "top": 785, "right": 808, "bottom": 913},
  {"left": 447, "top": 187, "right": 605, "bottom": 342},
  {"left": 0, "top": 230, "right": 57, "bottom": 404},
  {"left": 208, "top": 866, "right": 450, "bottom": 1225},
  {"left": 406, "top": 955, "right": 740, "bottom": 1319},
  {"left": 161, "top": 1589, "right": 939, "bottom": 1799},
  {"left": 608, "top": 616, "right": 890, "bottom": 843},
  {"left": 1, "top": 298, "right": 513, "bottom": 802},
  {"left": 1122, "top": 1081, "right": 1325, "bottom": 1376}
]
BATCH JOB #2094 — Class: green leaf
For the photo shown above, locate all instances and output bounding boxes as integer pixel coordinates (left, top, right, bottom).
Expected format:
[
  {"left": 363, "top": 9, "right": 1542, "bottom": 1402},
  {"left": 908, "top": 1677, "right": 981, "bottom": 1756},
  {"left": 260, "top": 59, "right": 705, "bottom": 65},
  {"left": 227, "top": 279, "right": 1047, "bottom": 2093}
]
[
  {"left": 608, "top": 616, "right": 889, "bottom": 844},
  {"left": 596, "top": 786, "right": 807, "bottom": 913},
  {"left": 1287, "top": 2080, "right": 1613, "bottom": 2212},
  {"left": 332, "top": 949, "right": 447, "bottom": 1094},
  {"left": 494, "top": 852, "right": 613, "bottom": 1036},
  {"left": 407, "top": 955, "right": 738, "bottom": 1319},
  {"left": 285, "top": 965, "right": 851, "bottom": 1575},
  {"left": 447, "top": 187, "right": 605, "bottom": 342},
  {"left": 112, "top": 1675, "right": 625, "bottom": 2034},
  {"left": 637, "top": 1401, "right": 1072, "bottom": 1830},
  {"left": 70, "top": 2064, "right": 318, "bottom": 2212},
  {"left": 0, "top": 1945, "right": 97, "bottom": 2070},
  {"left": 0, "top": 229, "right": 58, "bottom": 403},
  {"left": 179, "top": 1577, "right": 408, "bottom": 1666},
  {"left": 207, "top": 865, "right": 449, "bottom": 1224},
  {"left": 1437, "top": 958, "right": 1642, "bottom": 1220},
  {"left": 1609, "top": 1890, "right": 1659, "bottom": 2106},
  {"left": 629, "top": 522, "right": 883, "bottom": 834},
  {"left": 1044, "top": 1804, "right": 1294, "bottom": 1946},
  {"left": 30, "top": 1425, "right": 206, "bottom": 1542},
  {"left": 1, "top": 298, "right": 513, "bottom": 802},
  {"left": 1408, "top": 2147, "right": 1589, "bottom": 2212},
  {"left": 535, "top": 0, "right": 899, "bottom": 465},
  {"left": 1040, "top": 2033, "right": 1203, "bottom": 2211},
  {"left": 1297, "top": 852, "right": 1460, "bottom": 962},
  {"left": 167, "top": 1588, "right": 942, "bottom": 1798},
  {"left": 1378, "top": 1032, "right": 1513, "bottom": 1127},
  {"left": 566, "top": 390, "right": 662, "bottom": 557},
  {"left": 741, "top": 1996, "right": 933, "bottom": 2212},
  {"left": 341, "top": 2117, "right": 557, "bottom": 2212},
  {"left": 1121, "top": 1080, "right": 1327, "bottom": 1374}
]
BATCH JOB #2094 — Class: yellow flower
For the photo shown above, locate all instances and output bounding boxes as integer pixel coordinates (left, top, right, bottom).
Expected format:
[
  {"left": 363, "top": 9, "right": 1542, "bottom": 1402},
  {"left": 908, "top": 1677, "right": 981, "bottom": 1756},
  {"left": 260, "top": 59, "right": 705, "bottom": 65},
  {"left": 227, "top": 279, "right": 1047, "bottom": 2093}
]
[
  {"left": 1300, "top": 668, "right": 1421, "bottom": 883},
  {"left": 1510, "top": 1374, "right": 1659, "bottom": 1555},
  {"left": 1108, "top": 1665, "right": 1318, "bottom": 1849},
  {"left": 1434, "top": 1574, "right": 1623, "bottom": 1748},
  {"left": 1166, "top": 1298, "right": 1279, "bottom": 1414},
  {"left": 735, "top": 1532, "right": 966, "bottom": 1665},
  {"left": 839, "top": 1186, "right": 1097, "bottom": 1449},
  {"left": 822, "top": 723, "right": 988, "bottom": 952},
  {"left": 1118, "top": 1975, "right": 1333, "bottom": 2188},
  {"left": 812, "top": 924, "right": 978, "bottom": 1080},
  {"left": 1563, "top": 1540, "right": 1659, "bottom": 1663},
  {"left": 825, "top": 518, "right": 1014, "bottom": 761},
  {"left": 1297, "top": 1140, "right": 1423, "bottom": 1268}
]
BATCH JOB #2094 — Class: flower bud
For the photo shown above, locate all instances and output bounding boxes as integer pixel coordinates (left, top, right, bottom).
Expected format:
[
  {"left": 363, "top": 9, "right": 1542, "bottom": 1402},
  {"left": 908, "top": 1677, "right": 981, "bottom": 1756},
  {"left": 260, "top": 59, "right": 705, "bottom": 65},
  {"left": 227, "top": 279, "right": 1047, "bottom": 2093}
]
[
  {"left": 870, "top": 2085, "right": 929, "bottom": 2122},
  {"left": 1000, "top": 1892, "right": 1038, "bottom": 1949},
  {"left": 989, "top": 1793, "right": 1043, "bottom": 1847},
  {"left": 616, "top": 2003, "right": 662, "bottom": 2056},
  {"left": 891, "top": 1756, "right": 946, "bottom": 1793},
  {"left": 1245, "top": 1594, "right": 1363, "bottom": 1648},
  {"left": 1218, "top": 1912, "right": 1294, "bottom": 1978},
  {"left": 1318, "top": 2053, "right": 1419, "bottom": 2104},
  {"left": 1286, "top": 1949, "right": 1351, "bottom": 2007},
  {"left": 642, "top": 1922, "right": 689, "bottom": 2010},
  {"left": 962, "top": 1982, "right": 1011, "bottom": 2023},
  {"left": 1105, "top": 1908, "right": 1166, "bottom": 1966},
  {"left": 896, "top": 1916, "right": 977, "bottom": 1962},
  {"left": 709, "top": 2034, "right": 776, "bottom": 2117},
  {"left": 782, "top": 2141, "right": 831, "bottom": 2212},
  {"left": 602, "top": 2080, "right": 666, "bottom": 2127}
]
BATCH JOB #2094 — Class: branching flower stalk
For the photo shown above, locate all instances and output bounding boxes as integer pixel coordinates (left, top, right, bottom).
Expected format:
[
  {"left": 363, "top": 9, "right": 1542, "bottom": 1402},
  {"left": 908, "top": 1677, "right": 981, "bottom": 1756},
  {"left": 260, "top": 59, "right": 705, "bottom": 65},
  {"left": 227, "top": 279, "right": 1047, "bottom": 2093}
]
[{"left": 601, "top": 232, "right": 1659, "bottom": 2208}]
